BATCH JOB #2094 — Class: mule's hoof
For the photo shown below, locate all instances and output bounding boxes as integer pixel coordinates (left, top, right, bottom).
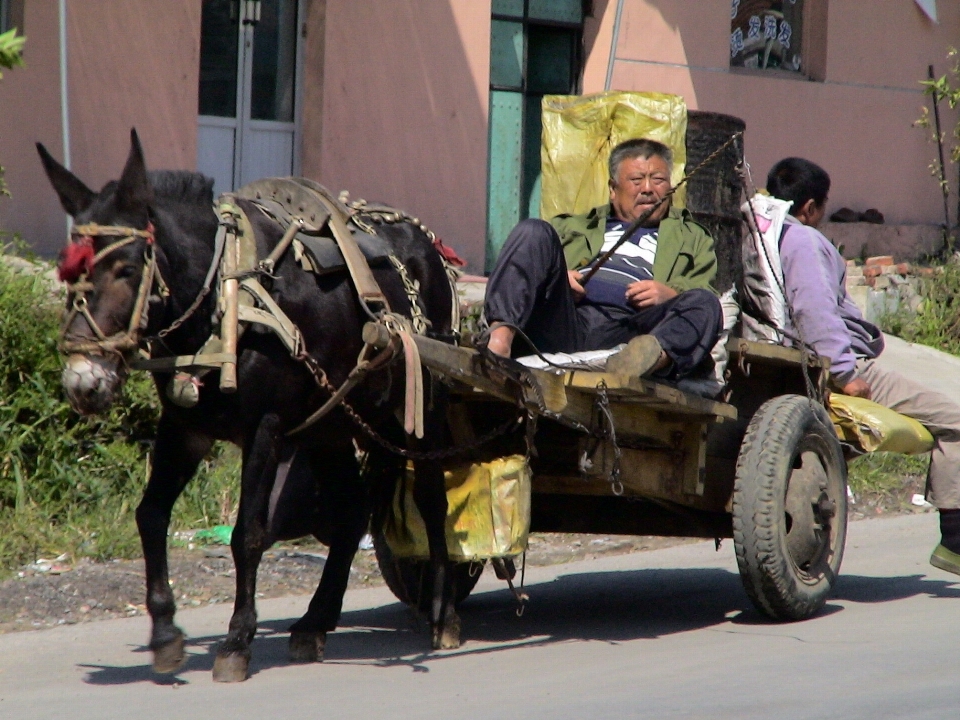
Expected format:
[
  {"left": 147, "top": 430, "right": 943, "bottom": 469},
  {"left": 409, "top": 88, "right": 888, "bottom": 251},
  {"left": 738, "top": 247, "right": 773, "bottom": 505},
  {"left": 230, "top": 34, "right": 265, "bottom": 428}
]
[
  {"left": 152, "top": 632, "right": 186, "bottom": 674},
  {"left": 212, "top": 651, "right": 250, "bottom": 683},
  {"left": 432, "top": 615, "right": 462, "bottom": 650},
  {"left": 289, "top": 631, "right": 326, "bottom": 663}
]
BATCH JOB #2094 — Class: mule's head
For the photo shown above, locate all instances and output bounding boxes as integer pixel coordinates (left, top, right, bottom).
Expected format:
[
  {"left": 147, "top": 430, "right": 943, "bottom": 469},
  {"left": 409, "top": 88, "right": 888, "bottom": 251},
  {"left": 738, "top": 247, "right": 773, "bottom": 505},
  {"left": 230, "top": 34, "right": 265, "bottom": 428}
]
[{"left": 39, "top": 129, "right": 158, "bottom": 415}]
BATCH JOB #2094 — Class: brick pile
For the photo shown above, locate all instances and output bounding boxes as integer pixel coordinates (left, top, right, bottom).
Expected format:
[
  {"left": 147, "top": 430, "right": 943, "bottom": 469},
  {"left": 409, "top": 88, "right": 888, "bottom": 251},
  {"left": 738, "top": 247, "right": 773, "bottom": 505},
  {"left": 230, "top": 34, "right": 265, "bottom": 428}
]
[{"left": 845, "top": 255, "right": 934, "bottom": 320}]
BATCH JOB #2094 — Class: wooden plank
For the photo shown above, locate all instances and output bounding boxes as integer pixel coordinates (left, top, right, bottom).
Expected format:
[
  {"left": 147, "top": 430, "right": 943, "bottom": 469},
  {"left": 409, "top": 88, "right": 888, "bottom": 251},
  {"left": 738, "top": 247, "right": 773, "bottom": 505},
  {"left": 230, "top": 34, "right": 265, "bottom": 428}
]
[
  {"left": 363, "top": 324, "right": 736, "bottom": 428},
  {"left": 726, "top": 336, "right": 829, "bottom": 370}
]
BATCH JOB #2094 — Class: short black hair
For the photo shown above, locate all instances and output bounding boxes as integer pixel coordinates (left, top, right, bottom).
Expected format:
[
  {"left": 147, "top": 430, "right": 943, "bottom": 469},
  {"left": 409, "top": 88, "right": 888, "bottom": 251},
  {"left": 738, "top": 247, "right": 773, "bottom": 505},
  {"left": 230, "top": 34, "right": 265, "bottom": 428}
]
[
  {"left": 608, "top": 138, "right": 674, "bottom": 181},
  {"left": 766, "top": 157, "right": 831, "bottom": 211}
]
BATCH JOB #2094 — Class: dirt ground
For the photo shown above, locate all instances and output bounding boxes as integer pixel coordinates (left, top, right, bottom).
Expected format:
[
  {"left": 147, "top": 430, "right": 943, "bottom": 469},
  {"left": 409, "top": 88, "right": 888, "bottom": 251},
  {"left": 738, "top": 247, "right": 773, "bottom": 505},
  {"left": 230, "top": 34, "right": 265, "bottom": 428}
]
[{"left": 0, "top": 475, "right": 933, "bottom": 634}]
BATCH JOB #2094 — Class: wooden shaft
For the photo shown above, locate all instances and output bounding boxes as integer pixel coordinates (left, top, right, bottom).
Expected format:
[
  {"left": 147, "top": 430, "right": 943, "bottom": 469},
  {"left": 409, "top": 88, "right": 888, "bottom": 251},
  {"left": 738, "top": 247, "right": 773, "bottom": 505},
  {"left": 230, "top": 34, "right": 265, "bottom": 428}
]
[{"left": 219, "top": 228, "right": 239, "bottom": 392}]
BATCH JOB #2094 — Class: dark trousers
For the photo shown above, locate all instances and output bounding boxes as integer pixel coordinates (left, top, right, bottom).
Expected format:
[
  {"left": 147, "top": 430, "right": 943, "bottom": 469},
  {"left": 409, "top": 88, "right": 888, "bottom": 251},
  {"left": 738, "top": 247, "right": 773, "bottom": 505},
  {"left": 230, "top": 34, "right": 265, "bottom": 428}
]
[{"left": 485, "top": 219, "right": 722, "bottom": 378}]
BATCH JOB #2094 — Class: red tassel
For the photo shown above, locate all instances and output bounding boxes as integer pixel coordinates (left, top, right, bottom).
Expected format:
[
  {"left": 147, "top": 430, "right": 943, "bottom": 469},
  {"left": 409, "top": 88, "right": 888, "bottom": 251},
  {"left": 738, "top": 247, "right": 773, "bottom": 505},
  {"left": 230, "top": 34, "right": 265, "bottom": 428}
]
[
  {"left": 58, "top": 237, "right": 95, "bottom": 283},
  {"left": 432, "top": 237, "right": 467, "bottom": 267}
]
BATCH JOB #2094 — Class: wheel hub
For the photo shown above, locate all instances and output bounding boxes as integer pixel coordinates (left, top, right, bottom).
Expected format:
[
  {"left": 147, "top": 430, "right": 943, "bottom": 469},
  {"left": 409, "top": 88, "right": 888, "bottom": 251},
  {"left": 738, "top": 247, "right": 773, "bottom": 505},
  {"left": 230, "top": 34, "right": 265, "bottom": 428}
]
[{"left": 785, "top": 450, "right": 832, "bottom": 571}]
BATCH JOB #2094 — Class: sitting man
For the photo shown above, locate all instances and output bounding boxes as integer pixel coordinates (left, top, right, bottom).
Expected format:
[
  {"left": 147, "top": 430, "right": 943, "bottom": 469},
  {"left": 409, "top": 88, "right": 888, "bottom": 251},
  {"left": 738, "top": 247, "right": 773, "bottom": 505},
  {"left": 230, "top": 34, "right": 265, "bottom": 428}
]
[
  {"left": 767, "top": 156, "right": 960, "bottom": 576},
  {"left": 484, "top": 138, "right": 722, "bottom": 381}
]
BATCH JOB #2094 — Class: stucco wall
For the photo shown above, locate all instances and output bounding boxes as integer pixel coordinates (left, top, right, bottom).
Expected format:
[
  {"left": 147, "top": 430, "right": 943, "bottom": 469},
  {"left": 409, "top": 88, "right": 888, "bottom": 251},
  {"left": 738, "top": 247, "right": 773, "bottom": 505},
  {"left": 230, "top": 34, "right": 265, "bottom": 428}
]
[
  {"left": 66, "top": 1, "right": 201, "bottom": 192},
  {"left": 315, "top": 0, "right": 491, "bottom": 271},
  {"left": 0, "top": 2, "right": 68, "bottom": 255},
  {"left": 587, "top": 0, "right": 960, "bottom": 232},
  {"left": 0, "top": 0, "right": 201, "bottom": 256}
]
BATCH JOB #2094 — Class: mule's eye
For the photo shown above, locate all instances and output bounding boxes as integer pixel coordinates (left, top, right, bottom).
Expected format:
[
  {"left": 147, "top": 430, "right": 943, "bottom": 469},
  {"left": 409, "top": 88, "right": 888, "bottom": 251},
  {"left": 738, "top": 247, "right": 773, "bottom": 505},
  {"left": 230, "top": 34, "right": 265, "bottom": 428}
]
[{"left": 115, "top": 265, "right": 137, "bottom": 280}]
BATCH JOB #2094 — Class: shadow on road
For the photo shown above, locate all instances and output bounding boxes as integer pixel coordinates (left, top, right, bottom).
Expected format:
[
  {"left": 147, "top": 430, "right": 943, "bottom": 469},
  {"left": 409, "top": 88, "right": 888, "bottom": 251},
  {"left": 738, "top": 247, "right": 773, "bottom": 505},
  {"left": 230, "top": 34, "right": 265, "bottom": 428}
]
[
  {"left": 78, "top": 566, "right": 960, "bottom": 684},
  {"left": 834, "top": 573, "right": 960, "bottom": 603}
]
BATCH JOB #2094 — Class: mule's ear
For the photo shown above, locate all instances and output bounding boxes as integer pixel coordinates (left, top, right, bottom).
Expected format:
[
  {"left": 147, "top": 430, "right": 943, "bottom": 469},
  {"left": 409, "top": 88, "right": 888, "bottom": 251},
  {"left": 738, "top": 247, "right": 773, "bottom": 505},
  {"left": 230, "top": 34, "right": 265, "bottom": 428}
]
[
  {"left": 116, "top": 128, "right": 154, "bottom": 213},
  {"left": 36, "top": 142, "right": 96, "bottom": 217}
]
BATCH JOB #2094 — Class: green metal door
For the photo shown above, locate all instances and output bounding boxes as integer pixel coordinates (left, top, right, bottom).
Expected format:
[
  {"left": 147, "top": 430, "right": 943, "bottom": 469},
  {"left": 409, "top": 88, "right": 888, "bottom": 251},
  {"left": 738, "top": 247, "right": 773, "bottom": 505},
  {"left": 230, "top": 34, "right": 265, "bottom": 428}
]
[{"left": 485, "top": 0, "right": 583, "bottom": 271}]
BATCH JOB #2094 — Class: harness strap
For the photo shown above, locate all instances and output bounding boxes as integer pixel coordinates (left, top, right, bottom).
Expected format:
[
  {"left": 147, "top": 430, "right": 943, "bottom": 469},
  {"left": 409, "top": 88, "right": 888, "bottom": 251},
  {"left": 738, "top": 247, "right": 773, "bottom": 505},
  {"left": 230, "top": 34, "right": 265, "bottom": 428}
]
[
  {"left": 315, "top": 191, "right": 391, "bottom": 315},
  {"left": 237, "top": 277, "right": 303, "bottom": 355},
  {"left": 285, "top": 339, "right": 398, "bottom": 436}
]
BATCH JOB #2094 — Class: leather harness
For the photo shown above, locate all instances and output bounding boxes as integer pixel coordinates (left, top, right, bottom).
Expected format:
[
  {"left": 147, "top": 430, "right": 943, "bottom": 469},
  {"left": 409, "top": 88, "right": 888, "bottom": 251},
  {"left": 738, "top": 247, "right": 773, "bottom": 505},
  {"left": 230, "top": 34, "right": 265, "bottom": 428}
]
[{"left": 60, "top": 178, "right": 451, "bottom": 437}]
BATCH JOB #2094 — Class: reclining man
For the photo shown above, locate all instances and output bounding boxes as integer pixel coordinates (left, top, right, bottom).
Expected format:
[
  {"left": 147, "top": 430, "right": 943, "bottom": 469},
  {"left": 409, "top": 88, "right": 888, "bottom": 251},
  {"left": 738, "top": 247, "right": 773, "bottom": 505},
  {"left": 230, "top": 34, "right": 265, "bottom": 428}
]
[
  {"left": 484, "top": 138, "right": 722, "bottom": 382},
  {"left": 767, "top": 156, "right": 960, "bottom": 576}
]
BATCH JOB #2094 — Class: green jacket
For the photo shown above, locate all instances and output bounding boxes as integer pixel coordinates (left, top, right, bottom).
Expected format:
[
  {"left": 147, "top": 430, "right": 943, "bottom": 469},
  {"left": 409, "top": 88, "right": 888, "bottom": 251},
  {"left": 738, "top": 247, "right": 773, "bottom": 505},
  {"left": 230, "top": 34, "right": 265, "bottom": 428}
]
[{"left": 549, "top": 204, "right": 718, "bottom": 295}]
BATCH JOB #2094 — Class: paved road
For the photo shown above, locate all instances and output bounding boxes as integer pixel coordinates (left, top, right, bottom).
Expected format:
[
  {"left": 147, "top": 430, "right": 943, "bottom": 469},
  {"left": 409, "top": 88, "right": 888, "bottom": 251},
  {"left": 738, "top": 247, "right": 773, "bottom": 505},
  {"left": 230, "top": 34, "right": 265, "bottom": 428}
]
[{"left": 1, "top": 512, "right": 958, "bottom": 720}]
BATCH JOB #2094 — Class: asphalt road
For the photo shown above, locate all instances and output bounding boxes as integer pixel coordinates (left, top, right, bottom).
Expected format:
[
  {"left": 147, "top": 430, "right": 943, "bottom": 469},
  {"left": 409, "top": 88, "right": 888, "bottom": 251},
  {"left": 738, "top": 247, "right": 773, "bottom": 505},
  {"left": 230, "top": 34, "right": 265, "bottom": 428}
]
[{"left": 1, "top": 512, "right": 957, "bottom": 720}]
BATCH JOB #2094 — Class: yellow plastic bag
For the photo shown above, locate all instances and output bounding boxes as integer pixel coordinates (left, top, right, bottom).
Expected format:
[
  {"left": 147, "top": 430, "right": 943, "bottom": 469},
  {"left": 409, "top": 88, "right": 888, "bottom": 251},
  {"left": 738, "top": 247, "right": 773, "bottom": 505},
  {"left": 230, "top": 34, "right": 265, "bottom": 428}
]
[
  {"left": 540, "top": 91, "right": 688, "bottom": 220},
  {"left": 384, "top": 455, "right": 532, "bottom": 561},
  {"left": 828, "top": 395, "right": 934, "bottom": 454}
]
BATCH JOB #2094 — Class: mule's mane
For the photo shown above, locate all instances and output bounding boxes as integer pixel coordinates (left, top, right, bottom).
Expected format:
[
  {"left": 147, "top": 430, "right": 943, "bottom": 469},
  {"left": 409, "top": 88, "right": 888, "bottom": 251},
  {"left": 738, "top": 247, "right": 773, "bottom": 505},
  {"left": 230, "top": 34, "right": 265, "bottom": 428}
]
[{"left": 148, "top": 170, "right": 215, "bottom": 206}]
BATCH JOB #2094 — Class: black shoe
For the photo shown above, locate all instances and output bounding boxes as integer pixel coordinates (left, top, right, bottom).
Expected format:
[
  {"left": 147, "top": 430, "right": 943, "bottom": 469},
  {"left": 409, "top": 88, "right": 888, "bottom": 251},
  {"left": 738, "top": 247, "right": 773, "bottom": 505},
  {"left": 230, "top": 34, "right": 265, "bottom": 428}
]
[{"left": 829, "top": 207, "right": 859, "bottom": 223}]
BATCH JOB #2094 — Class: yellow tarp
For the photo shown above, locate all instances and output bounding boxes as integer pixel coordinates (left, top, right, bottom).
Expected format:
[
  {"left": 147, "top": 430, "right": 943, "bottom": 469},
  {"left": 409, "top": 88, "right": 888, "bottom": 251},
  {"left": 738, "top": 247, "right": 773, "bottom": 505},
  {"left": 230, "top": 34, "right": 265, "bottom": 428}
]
[
  {"left": 829, "top": 394, "right": 934, "bottom": 455},
  {"left": 539, "top": 91, "right": 688, "bottom": 221},
  {"left": 384, "top": 455, "right": 532, "bottom": 561}
]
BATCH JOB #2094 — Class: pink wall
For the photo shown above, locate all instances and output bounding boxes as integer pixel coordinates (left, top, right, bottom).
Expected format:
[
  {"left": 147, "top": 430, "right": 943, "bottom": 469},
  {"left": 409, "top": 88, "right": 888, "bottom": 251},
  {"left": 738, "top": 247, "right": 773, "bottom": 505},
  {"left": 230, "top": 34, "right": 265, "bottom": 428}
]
[
  {"left": 316, "top": 0, "right": 491, "bottom": 271},
  {"left": 0, "top": 2, "right": 68, "bottom": 254},
  {"left": 66, "top": 1, "right": 201, "bottom": 193},
  {"left": 0, "top": 0, "right": 201, "bottom": 256},
  {"left": 587, "top": 0, "right": 960, "bottom": 231}
]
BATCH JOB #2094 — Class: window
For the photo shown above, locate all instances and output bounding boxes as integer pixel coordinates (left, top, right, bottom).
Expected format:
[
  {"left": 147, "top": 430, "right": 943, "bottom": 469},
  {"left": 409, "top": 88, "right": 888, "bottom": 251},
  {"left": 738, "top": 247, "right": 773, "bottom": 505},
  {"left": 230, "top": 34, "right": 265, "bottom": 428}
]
[
  {"left": 1, "top": 0, "right": 24, "bottom": 34},
  {"left": 730, "top": 0, "right": 805, "bottom": 73},
  {"left": 486, "top": 0, "right": 583, "bottom": 270}
]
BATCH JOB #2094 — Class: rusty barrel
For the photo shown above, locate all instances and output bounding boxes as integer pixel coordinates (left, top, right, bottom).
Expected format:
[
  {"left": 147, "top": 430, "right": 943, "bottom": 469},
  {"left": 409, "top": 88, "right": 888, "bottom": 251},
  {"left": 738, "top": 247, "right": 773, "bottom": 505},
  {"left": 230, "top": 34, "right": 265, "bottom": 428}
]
[{"left": 684, "top": 111, "right": 746, "bottom": 294}]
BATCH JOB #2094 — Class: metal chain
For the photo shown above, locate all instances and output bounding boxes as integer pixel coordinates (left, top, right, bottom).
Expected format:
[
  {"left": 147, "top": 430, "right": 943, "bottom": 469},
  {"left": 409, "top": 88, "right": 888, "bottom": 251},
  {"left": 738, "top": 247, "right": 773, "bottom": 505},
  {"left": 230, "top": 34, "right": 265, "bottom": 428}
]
[
  {"left": 595, "top": 382, "right": 624, "bottom": 495},
  {"left": 296, "top": 349, "right": 525, "bottom": 460},
  {"left": 150, "top": 209, "right": 231, "bottom": 341}
]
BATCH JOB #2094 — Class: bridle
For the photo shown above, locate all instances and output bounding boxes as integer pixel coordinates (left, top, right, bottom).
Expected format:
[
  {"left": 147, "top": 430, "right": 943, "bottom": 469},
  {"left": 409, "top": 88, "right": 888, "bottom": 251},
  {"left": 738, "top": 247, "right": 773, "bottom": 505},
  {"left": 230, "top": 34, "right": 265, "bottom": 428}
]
[{"left": 59, "top": 222, "right": 167, "bottom": 357}]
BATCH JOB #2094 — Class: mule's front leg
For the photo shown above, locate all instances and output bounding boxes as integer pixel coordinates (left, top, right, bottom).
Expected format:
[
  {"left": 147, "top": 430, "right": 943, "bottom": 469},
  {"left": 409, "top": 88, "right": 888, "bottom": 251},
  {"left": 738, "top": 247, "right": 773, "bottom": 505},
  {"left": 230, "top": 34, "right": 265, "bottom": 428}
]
[
  {"left": 213, "top": 414, "right": 280, "bottom": 683},
  {"left": 135, "top": 416, "right": 213, "bottom": 673},
  {"left": 413, "top": 455, "right": 460, "bottom": 650},
  {"left": 288, "top": 446, "right": 368, "bottom": 663}
]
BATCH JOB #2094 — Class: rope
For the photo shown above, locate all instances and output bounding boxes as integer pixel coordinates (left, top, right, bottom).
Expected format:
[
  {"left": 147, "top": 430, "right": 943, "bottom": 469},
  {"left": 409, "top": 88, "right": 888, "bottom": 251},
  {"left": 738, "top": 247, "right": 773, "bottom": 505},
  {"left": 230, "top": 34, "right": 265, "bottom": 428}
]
[{"left": 739, "top": 160, "right": 824, "bottom": 407}]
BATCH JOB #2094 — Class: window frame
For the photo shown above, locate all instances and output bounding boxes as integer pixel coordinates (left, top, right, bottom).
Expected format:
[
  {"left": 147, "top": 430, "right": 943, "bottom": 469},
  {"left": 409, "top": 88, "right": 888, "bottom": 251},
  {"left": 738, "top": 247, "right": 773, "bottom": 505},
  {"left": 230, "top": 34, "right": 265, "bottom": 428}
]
[
  {"left": 486, "top": 0, "right": 586, "bottom": 270},
  {"left": 490, "top": 0, "right": 583, "bottom": 95}
]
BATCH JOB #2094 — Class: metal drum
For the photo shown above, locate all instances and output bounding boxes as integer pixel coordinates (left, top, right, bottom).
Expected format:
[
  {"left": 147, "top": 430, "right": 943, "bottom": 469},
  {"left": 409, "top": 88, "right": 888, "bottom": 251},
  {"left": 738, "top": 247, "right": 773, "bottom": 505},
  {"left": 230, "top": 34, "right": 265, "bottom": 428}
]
[{"left": 685, "top": 111, "right": 746, "bottom": 294}]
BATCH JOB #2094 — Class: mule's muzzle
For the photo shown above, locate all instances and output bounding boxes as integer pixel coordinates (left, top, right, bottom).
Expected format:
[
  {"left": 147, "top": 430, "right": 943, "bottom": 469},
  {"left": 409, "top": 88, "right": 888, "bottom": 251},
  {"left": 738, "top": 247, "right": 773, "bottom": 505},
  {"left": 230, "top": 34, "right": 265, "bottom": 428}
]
[{"left": 62, "top": 353, "right": 125, "bottom": 415}]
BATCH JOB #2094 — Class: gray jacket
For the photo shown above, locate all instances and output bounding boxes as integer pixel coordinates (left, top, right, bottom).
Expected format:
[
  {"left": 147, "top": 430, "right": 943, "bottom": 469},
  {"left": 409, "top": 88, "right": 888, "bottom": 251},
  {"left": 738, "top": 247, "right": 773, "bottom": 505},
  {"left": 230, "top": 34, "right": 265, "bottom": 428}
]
[{"left": 780, "top": 216, "right": 884, "bottom": 385}]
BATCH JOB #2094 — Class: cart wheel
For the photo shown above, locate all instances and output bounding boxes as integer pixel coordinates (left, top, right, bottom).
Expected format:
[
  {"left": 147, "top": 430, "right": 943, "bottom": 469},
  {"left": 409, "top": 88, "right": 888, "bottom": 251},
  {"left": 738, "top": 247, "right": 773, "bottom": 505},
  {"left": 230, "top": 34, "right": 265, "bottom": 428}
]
[
  {"left": 732, "top": 394, "right": 847, "bottom": 621},
  {"left": 373, "top": 533, "right": 485, "bottom": 611}
]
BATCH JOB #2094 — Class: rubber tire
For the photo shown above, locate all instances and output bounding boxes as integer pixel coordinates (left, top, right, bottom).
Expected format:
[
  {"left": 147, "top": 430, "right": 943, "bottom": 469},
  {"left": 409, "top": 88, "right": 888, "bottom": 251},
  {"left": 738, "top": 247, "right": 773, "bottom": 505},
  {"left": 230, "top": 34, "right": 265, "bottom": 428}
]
[
  {"left": 732, "top": 394, "right": 848, "bottom": 621},
  {"left": 373, "top": 532, "right": 484, "bottom": 612}
]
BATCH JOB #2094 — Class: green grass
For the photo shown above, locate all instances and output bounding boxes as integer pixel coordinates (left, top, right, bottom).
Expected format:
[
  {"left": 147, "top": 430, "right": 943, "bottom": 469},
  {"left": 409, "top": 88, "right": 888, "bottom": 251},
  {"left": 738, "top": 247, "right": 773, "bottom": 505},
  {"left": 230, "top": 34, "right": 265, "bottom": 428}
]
[
  {"left": 847, "top": 452, "right": 929, "bottom": 497},
  {"left": 0, "top": 255, "right": 240, "bottom": 577},
  {"left": 854, "top": 259, "right": 960, "bottom": 500},
  {"left": 882, "top": 261, "right": 960, "bottom": 356}
]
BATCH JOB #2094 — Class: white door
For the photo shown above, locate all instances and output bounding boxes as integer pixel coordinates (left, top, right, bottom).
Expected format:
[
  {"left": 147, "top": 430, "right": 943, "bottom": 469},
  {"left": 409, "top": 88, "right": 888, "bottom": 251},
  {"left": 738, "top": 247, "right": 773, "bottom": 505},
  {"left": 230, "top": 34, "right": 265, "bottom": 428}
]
[{"left": 197, "top": 0, "right": 301, "bottom": 195}]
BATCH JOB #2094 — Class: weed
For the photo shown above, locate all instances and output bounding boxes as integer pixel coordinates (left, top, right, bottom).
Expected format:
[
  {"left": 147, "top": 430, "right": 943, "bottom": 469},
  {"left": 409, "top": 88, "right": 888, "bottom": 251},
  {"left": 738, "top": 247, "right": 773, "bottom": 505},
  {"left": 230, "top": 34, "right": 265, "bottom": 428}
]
[
  {"left": 881, "top": 260, "right": 960, "bottom": 356},
  {"left": 0, "top": 256, "right": 239, "bottom": 577},
  {"left": 848, "top": 452, "right": 929, "bottom": 497}
]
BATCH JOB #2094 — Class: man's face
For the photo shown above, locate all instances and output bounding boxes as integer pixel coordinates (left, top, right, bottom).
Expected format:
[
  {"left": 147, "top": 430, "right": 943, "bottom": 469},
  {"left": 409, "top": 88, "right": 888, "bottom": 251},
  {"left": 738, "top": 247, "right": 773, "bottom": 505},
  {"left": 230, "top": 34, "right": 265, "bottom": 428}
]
[{"left": 609, "top": 154, "right": 672, "bottom": 226}]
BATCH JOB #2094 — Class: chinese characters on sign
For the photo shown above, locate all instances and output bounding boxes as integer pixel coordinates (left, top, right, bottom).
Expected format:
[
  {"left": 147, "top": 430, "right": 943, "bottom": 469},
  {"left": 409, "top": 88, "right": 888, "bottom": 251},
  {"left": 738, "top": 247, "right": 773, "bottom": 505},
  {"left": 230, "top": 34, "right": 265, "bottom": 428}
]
[{"left": 731, "top": 0, "right": 803, "bottom": 72}]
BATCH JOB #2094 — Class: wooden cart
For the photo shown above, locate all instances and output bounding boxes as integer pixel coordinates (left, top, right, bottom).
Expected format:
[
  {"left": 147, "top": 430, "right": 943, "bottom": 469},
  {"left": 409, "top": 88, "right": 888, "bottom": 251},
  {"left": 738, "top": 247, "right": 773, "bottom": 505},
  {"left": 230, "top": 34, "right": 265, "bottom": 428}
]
[{"left": 367, "top": 324, "right": 847, "bottom": 622}]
